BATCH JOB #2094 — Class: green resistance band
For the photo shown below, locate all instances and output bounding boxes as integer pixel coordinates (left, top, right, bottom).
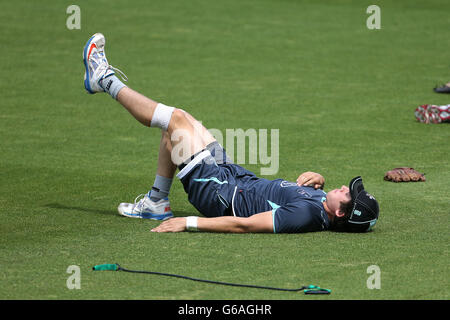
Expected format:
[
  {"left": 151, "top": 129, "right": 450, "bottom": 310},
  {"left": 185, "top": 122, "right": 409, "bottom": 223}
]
[
  {"left": 92, "top": 263, "right": 119, "bottom": 271},
  {"left": 92, "top": 263, "right": 331, "bottom": 295}
]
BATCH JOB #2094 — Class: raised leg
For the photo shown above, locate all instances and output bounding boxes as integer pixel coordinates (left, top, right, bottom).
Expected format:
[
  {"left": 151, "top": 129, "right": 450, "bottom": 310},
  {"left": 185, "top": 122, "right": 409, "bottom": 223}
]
[{"left": 116, "top": 86, "right": 216, "bottom": 164}]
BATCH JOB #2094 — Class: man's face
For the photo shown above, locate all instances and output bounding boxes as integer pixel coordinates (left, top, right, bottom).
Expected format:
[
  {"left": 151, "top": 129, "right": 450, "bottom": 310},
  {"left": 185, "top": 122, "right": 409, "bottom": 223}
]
[{"left": 326, "top": 185, "right": 352, "bottom": 215}]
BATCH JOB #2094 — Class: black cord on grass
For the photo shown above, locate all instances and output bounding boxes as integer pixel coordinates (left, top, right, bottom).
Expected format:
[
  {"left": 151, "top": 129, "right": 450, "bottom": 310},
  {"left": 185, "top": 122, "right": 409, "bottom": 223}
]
[{"left": 92, "top": 263, "right": 330, "bottom": 294}]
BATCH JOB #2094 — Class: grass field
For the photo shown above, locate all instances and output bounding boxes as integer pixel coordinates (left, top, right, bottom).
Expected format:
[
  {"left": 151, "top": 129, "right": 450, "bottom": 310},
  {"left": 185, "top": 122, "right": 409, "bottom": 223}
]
[{"left": 0, "top": 0, "right": 449, "bottom": 301}]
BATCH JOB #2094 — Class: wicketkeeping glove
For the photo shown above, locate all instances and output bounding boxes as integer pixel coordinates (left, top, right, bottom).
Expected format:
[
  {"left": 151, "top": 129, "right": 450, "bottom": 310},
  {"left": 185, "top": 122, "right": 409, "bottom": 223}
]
[{"left": 384, "top": 167, "right": 426, "bottom": 182}]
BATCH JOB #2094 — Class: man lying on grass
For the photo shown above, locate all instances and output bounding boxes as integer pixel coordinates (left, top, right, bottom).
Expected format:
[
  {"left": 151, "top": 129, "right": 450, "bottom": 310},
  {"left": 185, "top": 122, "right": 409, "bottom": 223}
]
[{"left": 82, "top": 33, "right": 379, "bottom": 234}]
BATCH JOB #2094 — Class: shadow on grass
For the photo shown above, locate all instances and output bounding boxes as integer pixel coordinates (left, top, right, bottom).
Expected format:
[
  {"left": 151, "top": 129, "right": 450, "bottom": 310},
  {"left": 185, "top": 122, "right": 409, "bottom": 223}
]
[
  {"left": 44, "top": 203, "right": 117, "bottom": 216},
  {"left": 44, "top": 203, "right": 195, "bottom": 218},
  {"left": 171, "top": 210, "right": 195, "bottom": 217}
]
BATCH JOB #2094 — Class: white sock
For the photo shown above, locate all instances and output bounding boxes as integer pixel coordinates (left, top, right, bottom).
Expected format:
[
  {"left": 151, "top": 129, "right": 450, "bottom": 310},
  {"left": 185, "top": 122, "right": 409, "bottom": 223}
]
[
  {"left": 149, "top": 175, "right": 173, "bottom": 202},
  {"left": 101, "top": 75, "right": 127, "bottom": 100},
  {"left": 150, "top": 103, "right": 175, "bottom": 131}
]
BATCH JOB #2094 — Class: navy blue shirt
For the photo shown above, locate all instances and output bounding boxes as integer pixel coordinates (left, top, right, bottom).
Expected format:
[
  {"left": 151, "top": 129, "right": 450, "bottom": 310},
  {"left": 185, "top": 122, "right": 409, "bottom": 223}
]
[
  {"left": 180, "top": 155, "right": 331, "bottom": 234},
  {"left": 232, "top": 178, "right": 330, "bottom": 233}
]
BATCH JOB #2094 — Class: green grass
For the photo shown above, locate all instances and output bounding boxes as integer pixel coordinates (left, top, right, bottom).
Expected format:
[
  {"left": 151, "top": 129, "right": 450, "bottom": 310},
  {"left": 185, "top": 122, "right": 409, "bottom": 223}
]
[{"left": 0, "top": 0, "right": 449, "bottom": 300}]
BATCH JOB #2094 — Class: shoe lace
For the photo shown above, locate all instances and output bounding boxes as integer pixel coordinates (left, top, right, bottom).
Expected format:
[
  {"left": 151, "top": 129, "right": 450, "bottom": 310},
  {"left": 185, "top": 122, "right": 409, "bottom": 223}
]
[
  {"left": 110, "top": 65, "right": 128, "bottom": 82},
  {"left": 91, "top": 49, "right": 128, "bottom": 83},
  {"left": 133, "top": 194, "right": 147, "bottom": 213}
]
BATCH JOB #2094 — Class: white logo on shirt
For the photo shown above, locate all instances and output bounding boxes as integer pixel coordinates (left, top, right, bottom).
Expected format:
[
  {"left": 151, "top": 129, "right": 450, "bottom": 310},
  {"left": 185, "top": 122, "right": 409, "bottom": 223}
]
[{"left": 280, "top": 181, "right": 297, "bottom": 187}]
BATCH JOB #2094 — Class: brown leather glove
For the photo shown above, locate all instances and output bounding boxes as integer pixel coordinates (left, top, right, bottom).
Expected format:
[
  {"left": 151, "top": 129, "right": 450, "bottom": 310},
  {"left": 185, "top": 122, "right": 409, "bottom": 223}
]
[{"left": 384, "top": 167, "right": 426, "bottom": 182}]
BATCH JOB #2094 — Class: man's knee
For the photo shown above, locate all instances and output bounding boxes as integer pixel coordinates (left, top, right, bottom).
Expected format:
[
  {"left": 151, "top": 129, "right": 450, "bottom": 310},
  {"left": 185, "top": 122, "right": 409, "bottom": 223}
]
[
  {"left": 168, "top": 108, "right": 188, "bottom": 131},
  {"left": 171, "top": 108, "right": 186, "bottom": 122}
]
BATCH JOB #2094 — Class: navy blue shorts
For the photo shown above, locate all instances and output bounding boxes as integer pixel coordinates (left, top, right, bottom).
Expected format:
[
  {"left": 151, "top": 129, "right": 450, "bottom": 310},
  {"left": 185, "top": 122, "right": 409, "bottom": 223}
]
[{"left": 176, "top": 142, "right": 256, "bottom": 217}]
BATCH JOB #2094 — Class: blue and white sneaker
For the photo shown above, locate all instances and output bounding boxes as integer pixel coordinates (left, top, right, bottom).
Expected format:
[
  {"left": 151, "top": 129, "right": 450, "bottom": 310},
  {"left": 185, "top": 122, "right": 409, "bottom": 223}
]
[
  {"left": 83, "top": 33, "right": 127, "bottom": 94},
  {"left": 118, "top": 193, "right": 173, "bottom": 220}
]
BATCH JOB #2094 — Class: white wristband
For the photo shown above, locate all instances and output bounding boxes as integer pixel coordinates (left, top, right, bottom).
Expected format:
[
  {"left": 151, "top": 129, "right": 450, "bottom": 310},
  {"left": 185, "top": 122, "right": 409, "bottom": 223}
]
[{"left": 186, "top": 216, "right": 199, "bottom": 231}]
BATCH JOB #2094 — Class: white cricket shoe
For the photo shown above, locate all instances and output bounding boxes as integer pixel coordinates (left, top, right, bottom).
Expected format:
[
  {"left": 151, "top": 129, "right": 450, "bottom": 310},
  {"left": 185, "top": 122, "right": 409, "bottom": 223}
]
[
  {"left": 83, "top": 33, "right": 127, "bottom": 94},
  {"left": 118, "top": 193, "right": 173, "bottom": 220}
]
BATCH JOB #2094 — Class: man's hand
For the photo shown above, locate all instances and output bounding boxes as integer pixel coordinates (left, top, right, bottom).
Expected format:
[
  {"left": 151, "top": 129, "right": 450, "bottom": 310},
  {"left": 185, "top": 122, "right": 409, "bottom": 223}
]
[
  {"left": 151, "top": 217, "right": 186, "bottom": 233},
  {"left": 296, "top": 172, "right": 325, "bottom": 189}
]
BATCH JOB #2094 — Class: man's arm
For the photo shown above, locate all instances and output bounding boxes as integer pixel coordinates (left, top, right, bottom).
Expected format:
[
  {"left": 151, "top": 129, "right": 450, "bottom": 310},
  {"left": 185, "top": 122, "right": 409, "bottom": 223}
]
[{"left": 151, "top": 211, "right": 273, "bottom": 233}]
